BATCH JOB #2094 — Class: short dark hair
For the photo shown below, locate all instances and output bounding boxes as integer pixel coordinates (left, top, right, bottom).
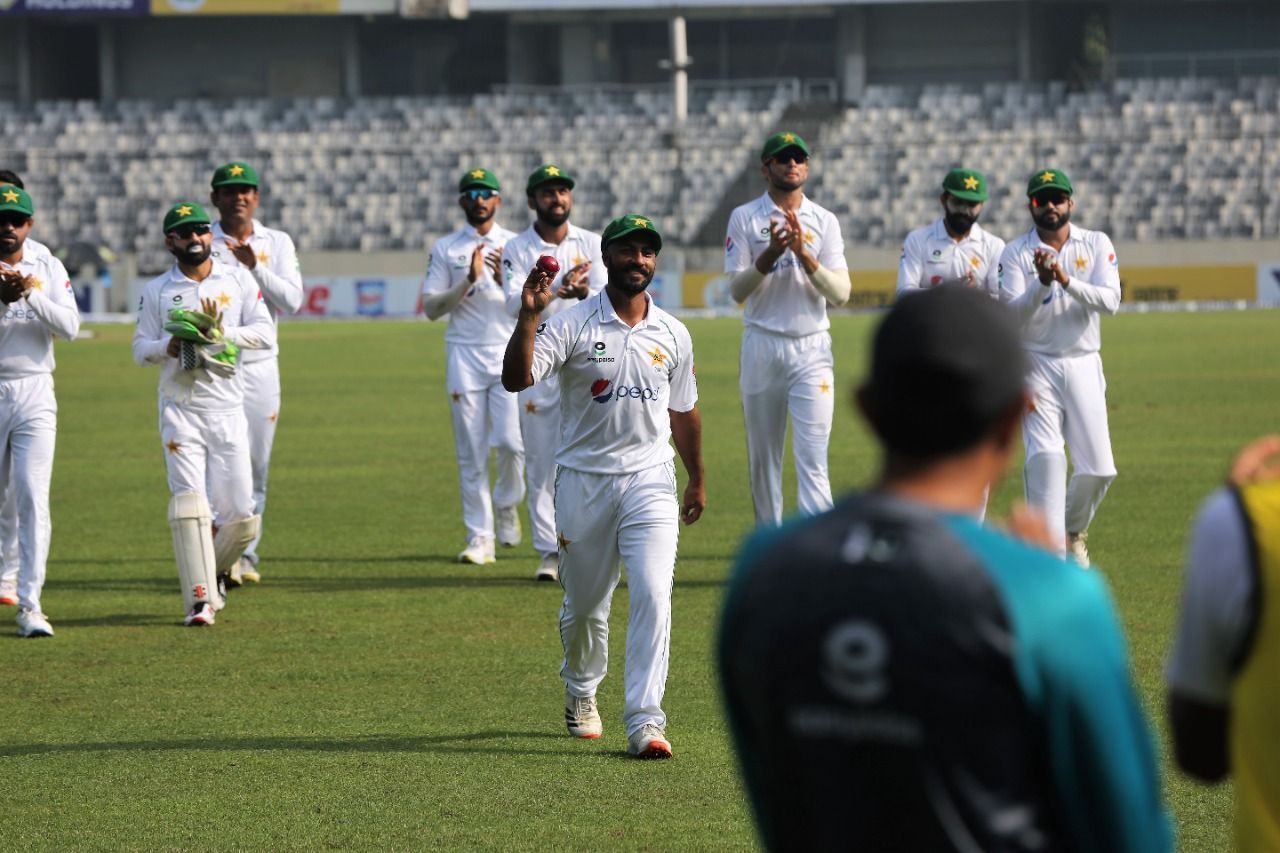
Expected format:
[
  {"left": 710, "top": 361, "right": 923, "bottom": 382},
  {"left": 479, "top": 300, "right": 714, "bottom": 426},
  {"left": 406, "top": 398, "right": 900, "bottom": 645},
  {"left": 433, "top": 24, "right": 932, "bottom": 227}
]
[{"left": 0, "top": 170, "right": 25, "bottom": 189}]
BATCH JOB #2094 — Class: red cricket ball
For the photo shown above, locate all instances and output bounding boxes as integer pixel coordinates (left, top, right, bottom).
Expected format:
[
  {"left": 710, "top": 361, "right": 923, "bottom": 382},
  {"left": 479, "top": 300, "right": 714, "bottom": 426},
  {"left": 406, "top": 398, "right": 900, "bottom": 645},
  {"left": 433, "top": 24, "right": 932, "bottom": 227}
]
[{"left": 536, "top": 255, "right": 560, "bottom": 276}]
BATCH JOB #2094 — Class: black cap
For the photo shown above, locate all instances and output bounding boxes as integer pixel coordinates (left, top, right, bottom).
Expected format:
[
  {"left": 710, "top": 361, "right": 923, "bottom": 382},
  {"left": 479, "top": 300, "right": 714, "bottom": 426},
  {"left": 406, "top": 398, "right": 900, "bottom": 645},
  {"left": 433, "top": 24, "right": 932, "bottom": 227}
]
[{"left": 865, "top": 288, "right": 1026, "bottom": 459}]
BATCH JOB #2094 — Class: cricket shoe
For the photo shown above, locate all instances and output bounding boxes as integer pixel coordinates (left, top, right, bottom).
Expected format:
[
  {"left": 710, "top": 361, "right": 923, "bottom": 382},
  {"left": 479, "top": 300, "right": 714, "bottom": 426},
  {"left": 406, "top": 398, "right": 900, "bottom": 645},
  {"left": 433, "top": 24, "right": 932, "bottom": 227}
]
[
  {"left": 16, "top": 608, "right": 53, "bottom": 638},
  {"left": 565, "top": 690, "right": 603, "bottom": 739},
  {"left": 184, "top": 602, "right": 215, "bottom": 627},
  {"left": 534, "top": 552, "right": 559, "bottom": 583},
  {"left": 1067, "top": 531, "right": 1090, "bottom": 568},
  {"left": 0, "top": 581, "right": 17, "bottom": 607},
  {"left": 457, "top": 538, "right": 496, "bottom": 565},
  {"left": 224, "top": 561, "right": 243, "bottom": 590},
  {"left": 627, "top": 724, "right": 672, "bottom": 760},
  {"left": 496, "top": 506, "right": 522, "bottom": 548},
  {"left": 238, "top": 558, "right": 261, "bottom": 584}
]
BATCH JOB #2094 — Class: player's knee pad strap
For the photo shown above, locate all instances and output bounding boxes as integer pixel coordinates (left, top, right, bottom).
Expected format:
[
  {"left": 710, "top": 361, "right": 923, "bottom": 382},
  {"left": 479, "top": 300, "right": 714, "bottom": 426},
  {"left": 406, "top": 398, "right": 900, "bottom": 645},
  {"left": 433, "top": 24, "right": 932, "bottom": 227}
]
[
  {"left": 214, "top": 514, "right": 260, "bottom": 576},
  {"left": 168, "top": 492, "right": 216, "bottom": 610}
]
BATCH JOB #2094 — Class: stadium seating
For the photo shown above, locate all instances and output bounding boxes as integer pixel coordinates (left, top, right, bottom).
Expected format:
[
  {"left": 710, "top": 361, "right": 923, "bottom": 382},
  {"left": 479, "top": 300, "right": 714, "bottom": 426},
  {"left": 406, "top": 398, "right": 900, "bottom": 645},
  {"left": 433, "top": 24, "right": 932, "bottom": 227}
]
[{"left": 4, "top": 75, "right": 1279, "bottom": 271}]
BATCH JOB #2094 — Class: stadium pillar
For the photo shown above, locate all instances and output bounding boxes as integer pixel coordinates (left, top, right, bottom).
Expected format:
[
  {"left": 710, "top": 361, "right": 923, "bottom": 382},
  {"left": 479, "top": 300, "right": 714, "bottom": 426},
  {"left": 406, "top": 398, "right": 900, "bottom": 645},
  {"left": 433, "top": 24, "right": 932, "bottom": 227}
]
[
  {"left": 1017, "top": 0, "right": 1032, "bottom": 82},
  {"left": 98, "top": 22, "right": 117, "bottom": 104},
  {"left": 836, "top": 7, "right": 867, "bottom": 104},
  {"left": 670, "top": 15, "right": 689, "bottom": 125},
  {"left": 560, "top": 24, "right": 595, "bottom": 86},
  {"left": 15, "top": 19, "right": 31, "bottom": 106},
  {"left": 344, "top": 21, "right": 361, "bottom": 98}
]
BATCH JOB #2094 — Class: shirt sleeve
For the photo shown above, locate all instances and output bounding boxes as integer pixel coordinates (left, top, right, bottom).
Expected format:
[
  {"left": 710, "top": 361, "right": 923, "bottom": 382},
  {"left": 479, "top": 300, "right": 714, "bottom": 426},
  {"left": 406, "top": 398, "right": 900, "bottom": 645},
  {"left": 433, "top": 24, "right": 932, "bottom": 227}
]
[
  {"left": 895, "top": 231, "right": 926, "bottom": 294},
  {"left": 422, "top": 241, "right": 452, "bottom": 296},
  {"left": 667, "top": 323, "right": 698, "bottom": 413},
  {"left": 816, "top": 214, "right": 847, "bottom": 271},
  {"left": 1027, "top": 572, "right": 1174, "bottom": 853},
  {"left": 981, "top": 236, "right": 1006, "bottom": 299},
  {"left": 1166, "top": 489, "right": 1253, "bottom": 704},
  {"left": 724, "top": 209, "right": 754, "bottom": 274},
  {"left": 252, "top": 232, "right": 304, "bottom": 315},
  {"left": 502, "top": 242, "right": 525, "bottom": 317},
  {"left": 1066, "top": 233, "right": 1122, "bottom": 315},
  {"left": 586, "top": 235, "right": 608, "bottom": 294},
  {"left": 997, "top": 241, "right": 1048, "bottom": 318},
  {"left": 26, "top": 258, "right": 80, "bottom": 340},
  {"left": 132, "top": 282, "right": 168, "bottom": 366},
  {"left": 529, "top": 313, "right": 570, "bottom": 385},
  {"left": 226, "top": 276, "right": 276, "bottom": 351}
]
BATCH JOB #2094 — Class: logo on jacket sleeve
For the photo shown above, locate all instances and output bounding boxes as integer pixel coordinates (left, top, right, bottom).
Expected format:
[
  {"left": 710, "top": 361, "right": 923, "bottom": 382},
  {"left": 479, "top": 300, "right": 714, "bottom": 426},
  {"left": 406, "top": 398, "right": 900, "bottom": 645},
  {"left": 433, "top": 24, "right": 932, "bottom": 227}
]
[{"left": 590, "top": 379, "right": 613, "bottom": 403}]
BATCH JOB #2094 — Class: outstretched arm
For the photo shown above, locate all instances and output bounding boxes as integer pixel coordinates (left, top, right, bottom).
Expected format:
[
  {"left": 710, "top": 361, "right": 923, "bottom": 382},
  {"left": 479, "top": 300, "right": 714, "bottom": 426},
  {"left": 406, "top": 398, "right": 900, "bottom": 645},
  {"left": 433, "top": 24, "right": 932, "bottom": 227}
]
[
  {"left": 501, "top": 265, "right": 554, "bottom": 392},
  {"left": 669, "top": 407, "right": 705, "bottom": 525}
]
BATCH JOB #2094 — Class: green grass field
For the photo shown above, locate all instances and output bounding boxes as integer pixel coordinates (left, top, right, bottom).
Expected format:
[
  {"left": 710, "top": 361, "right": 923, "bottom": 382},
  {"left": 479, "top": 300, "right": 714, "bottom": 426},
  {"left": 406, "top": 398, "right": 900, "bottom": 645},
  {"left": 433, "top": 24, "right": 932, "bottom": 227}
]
[{"left": 3, "top": 310, "right": 1276, "bottom": 850}]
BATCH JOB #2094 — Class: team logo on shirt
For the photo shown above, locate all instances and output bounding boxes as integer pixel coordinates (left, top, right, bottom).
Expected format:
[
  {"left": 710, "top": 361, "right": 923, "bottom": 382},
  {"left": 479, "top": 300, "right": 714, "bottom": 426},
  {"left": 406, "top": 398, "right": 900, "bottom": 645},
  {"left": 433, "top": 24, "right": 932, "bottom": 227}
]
[
  {"left": 536, "top": 322, "right": 547, "bottom": 335},
  {"left": 588, "top": 341, "right": 615, "bottom": 364},
  {"left": 725, "top": 236, "right": 734, "bottom": 254},
  {"left": 590, "top": 379, "right": 614, "bottom": 403}
]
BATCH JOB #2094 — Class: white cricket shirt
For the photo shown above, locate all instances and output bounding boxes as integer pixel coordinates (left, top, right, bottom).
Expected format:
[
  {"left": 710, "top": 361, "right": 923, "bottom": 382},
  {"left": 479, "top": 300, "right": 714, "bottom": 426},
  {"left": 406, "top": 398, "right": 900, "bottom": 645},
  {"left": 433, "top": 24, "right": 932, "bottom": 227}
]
[
  {"left": 997, "top": 224, "right": 1121, "bottom": 357},
  {"left": 530, "top": 290, "right": 697, "bottom": 475},
  {"left": 502, "top": 222, "right": 606, "bottom": 320},
  {"left": 724, "top": 193, "right": 848, "bottom": 337},
  {"left": 897, "top": 218, "right": 1005, "bottom": 298},
  {"left": 0, "top": 250, "right": 80, "bottom": 380},
  {"left": 211, "top": 219, "right": 303, "bottom": 363},
  {"left": 424, "top": 222, "right": 517, "bottom": 348},
  {"left": 132, "top": 260, "right": 276, "bottom": 412}
]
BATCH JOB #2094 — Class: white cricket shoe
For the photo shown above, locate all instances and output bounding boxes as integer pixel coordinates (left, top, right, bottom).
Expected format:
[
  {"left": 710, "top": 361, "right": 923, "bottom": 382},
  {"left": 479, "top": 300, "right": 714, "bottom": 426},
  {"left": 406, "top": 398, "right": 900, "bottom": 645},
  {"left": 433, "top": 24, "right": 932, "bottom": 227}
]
[
  {"left": 457, "top": 538, "right": 496, "bottom": 565},
  {"left": 627, "top": 724, "right": 673, "bottom": 759},
  {"left": 239, "top": 558, "right": 261, "bottom": 584},
  {"left": 1067, "top": 531, "right": 1090, "bottom": 568},
  {"left": 496, "top": 506, "right": 522, "bottom": 548},
  {"left": 184, "top": 602, "right": 215, "bottom": 627},
  {"left": 225, "top": 559, "right": 243, "bottom": 589},
  {"left": 565, "top": 690, "right": 603, "bottom": 739},
  {"left": 534, "top": 552, "right": 559, "bottom": 583},
  {"left": 16, "top": 608, "right": 53, "bottom": 638}
]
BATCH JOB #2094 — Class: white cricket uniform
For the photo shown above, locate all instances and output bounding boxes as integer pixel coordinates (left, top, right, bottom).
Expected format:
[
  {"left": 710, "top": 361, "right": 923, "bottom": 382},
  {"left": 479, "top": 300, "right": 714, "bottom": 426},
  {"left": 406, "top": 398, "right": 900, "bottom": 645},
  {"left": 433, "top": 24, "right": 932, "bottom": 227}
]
[
  {"left": 0, "top": 246, "right": 79, "bottom": 614},
  {"left": 133, "top": 261, "right": 275, "bottom": 528},
  {"left": 210, "top": 220, "right": 303, "bottom": 566},
  {"left": 530, "top": 290, "right": 697, "bottom": 736},
  {"left": 998, "top": 224, "right": 1121, "bottom": 552},
  {"left": 896, "top": 218, "right": 1005, "bottom": 298},
  {"left": 725, "top": 193, "right": 847, "bottom": 525},
  {"left": 0, "top": 237, "right": 53, "bottom": 599},
  {"left": 424, "top": 222, "right": 523, "bottom": 547},
  {"left": 502, "top": 223, "right": 606, "bottom": 557}
]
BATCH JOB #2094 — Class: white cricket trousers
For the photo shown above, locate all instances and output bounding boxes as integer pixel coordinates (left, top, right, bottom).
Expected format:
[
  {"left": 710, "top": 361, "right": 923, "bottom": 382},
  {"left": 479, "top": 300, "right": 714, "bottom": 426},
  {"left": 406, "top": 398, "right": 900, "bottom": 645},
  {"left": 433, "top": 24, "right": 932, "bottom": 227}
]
[
  {"left": 240, "top": 357, "right": 280, "bottom": 565},
  {"left": 0, "top": 491, "right": 16, "bottom": 591},
  {"left": 555, "top": 462, "right": 679, "bottom": 736},
  {"left": 1022, "top": 350, "right": 1117, "bottom": 553},
  {"left": 518, "top": 377, "right": 561, "bottom": 556},
  {"left": 740, "top": 326, "right": 835, "bottom": 526},
  {"left": 159, "top": 401, "right": 255, "bottom": 522},
  {"left": 450, "top": 379, "right": 524, "bottom": 546},
  {"left": 0, "top": 374, "right": 57, "bottom": 613}
]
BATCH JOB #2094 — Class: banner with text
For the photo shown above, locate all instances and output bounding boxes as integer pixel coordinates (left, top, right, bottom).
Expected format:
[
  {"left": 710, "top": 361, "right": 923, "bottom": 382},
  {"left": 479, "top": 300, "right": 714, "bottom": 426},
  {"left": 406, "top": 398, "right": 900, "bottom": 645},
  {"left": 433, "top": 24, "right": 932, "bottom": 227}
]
[
  {"left": 151, "top": 0, "right": 392, "bottom": 14},
  {"left": 0, "top": 0, "right": 145, "bottom": 14}
]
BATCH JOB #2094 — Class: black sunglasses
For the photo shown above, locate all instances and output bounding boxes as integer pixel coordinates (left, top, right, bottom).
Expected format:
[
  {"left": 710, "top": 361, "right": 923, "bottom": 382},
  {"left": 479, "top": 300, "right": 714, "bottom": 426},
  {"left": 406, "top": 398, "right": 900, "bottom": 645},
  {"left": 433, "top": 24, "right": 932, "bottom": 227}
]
[
  {"left": 1032, "top": 193, "right": 1070, "bottom": 207},
  {"left": 772, "top": 152, "right": 809, "bottom": 165},
  {"left": 170, "top": 224, "right": 211, "bottom": 239},
  {"left": 462, "top": 189, "right": 498, "bottom": 201},
  {"left": 0, "top": 213, "right": 29, "bottom": 229}
]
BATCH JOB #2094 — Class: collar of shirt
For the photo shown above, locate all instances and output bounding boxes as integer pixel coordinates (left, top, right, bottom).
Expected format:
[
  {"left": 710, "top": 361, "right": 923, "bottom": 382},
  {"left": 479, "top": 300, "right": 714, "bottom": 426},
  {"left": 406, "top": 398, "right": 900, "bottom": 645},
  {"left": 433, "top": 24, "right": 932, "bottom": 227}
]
[
  {"left": 760, "top": 192, "right": 812, "bottom": 220},
  {"left": 167, "top": 258, "right": 233, "bottom": 286},
  {"left": 595, "top": 288, "right": 655, "bottom": 331},
  {"left": 213, "top": 219, "right": 262, "bottom": 243},
  {"left": 525, "top": 221, "right": 580, "bottom": 250},
  {"left": 1028, "top": 223, "right": 1079, "bottom": 250},
  {"left": 932, "top": 217, "right": 985, "bottom": 246}
]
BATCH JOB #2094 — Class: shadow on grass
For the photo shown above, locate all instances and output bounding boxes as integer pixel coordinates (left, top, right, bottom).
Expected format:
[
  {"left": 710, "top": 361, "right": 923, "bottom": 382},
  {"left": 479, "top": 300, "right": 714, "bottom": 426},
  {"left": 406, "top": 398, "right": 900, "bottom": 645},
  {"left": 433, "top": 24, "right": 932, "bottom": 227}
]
[
  {"left": 269, "top": 574, "right": 728, "bottom": 592},
  {"left": 0, "top": 730, "right": 639, "bottom": 760},
  {"left": 51, "top": 613, "right": 175, "bottom": 628}
]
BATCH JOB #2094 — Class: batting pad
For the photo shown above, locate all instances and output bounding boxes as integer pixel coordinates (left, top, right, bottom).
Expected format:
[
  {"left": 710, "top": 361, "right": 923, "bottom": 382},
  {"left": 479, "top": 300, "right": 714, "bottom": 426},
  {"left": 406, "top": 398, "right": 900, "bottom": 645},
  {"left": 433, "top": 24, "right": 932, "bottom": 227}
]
[
  {"left": 169, "top": 492, "right": 218, "bottom": 614},
  {"left": 214, "top": 515, "right": 260, "bottom": 579}
]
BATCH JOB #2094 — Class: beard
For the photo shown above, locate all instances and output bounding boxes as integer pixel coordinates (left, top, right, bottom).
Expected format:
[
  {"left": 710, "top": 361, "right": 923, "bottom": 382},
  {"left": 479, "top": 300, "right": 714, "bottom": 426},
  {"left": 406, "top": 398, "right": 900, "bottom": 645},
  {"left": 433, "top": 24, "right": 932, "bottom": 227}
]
[
  {"left": 1032, "top": 207, "right": 1070, "bottom": 230},
  {"left": 171, "top": 241, "right": 211, "bottom": 266},
  {"left": 0, "top": 234, "right": 21, "bottom": 256},
  {"left": 535, "top": 205, "right": 569, "bottom": 228},
  {"left": 465, "top": 206, "right": 494, "bottom": 227},
  {"left": 944, "top": 210, "right": 977, "bottom": 235},
  {"left": 609, "top": 264, "right": 654, "bottom": 295}
]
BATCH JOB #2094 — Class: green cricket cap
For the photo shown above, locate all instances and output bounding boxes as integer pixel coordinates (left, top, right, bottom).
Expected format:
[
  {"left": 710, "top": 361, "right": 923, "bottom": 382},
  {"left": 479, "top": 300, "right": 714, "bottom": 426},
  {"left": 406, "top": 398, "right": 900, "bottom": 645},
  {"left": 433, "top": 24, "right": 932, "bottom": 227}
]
[
  {"left": 600, "top": 213, "right": 662, "bottom": 253},
  {"left": 211, "top": 161, "right": 259, "bottom": 189},
  {"left": 1027, "top": 167, "right": 1073, "bottom": 197},
  {"left": 459, "top": 168, "right": 501, "bottom": 193},
  {"left": 163, "top": 202, "right": 212, "bottom": 234},
  {"left": 942, "top": 167, "right": 989, "bottom": 202},
  {"left": 526, "top": 164, "right": 575, "bottom": 194},
  {"left": 0, "top": 185, "right": 33, "bottom": 217},
  {"left": 760, "top": 131, "right": 810, "bottom": 162}
]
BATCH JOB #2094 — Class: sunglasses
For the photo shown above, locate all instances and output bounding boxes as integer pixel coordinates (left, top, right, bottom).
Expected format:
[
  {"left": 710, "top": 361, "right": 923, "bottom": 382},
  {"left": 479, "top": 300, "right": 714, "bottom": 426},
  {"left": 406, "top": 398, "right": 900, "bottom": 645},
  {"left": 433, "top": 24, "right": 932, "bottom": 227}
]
[
  {"left": 1032, "top": 193, "right": 1070, "bottom": 207},
  {"left": 0, "top": 213, "right": 29, "bottom": 229},
  {"left": 462, "top": 189, "right": 498, "bottom": 201},
  {"left": 772, "top": 152, "right": 809, "bottom": 165},
  {"left": 170, "top": 224, "right": 211, "bottom": 239}
]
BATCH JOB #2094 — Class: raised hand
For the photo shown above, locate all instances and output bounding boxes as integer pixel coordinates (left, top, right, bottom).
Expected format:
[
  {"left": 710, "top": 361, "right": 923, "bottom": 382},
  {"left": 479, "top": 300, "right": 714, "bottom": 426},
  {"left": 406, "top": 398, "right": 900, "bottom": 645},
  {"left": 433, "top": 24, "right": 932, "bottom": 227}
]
[
  {"left": 520, "top": 267, "right": 554, "bottom": 315},
  {"left": 467, "top": 244, "right": 485, "bottom": 284},
  {"left": 556, "top": 261, "right": 591, "bottom": 299},
  {"left": 484, "top": 246, "right": 503, "bottom": 282},
  {"left": 1032, "top": 249, "right": 1065, "bottom": 287},
  {"left": 225, "top": 239, "right": 257, "bottom": 270}
]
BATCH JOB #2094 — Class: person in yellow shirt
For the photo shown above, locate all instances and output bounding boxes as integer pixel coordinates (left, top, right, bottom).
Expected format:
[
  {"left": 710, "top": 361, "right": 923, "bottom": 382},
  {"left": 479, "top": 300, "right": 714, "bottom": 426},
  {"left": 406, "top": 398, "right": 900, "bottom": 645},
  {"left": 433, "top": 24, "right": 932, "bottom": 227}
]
[{"left": 1168, "top": 434, "right": 1280, "bottom": 851}]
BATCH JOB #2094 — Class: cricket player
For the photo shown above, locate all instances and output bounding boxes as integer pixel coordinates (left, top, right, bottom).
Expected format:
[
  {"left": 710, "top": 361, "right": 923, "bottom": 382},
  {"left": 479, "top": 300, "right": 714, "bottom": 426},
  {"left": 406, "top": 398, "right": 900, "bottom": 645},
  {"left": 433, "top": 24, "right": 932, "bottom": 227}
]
[
  {"left": 720, "top": 287, "right": 1172, "bottom": 852},
  {"left": 0, "top": 169, "right": 50, "bottom": 609},
  {"left": 502, "top": 164, "right": 606, "bottom": 581},
  {"left": 0, "top": 185, "right": 80, "bottom": 637},
  {"left": 133, "top": 202, "right": 275, "bottom": 627},
  {"left": 424, "top": 168, "right": 523, "bottom": 566},
  {"left": 725, "top": 131, "right": 850, "bottom": 526},
  {"left": 998, "top": 168, "right": 1120, "bottom": 563},
  {"left": 897, "top": 167, "right": 1004, "bottom": 298},
  {"left": 503, "top": 213, "right": 704, "bottom": 759},
  {"left": 208, "top": 161, "right": 303, "bottom": 586},
  {"left": 1168, "top": 435, "right": 1280, "bottom": 850}
]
